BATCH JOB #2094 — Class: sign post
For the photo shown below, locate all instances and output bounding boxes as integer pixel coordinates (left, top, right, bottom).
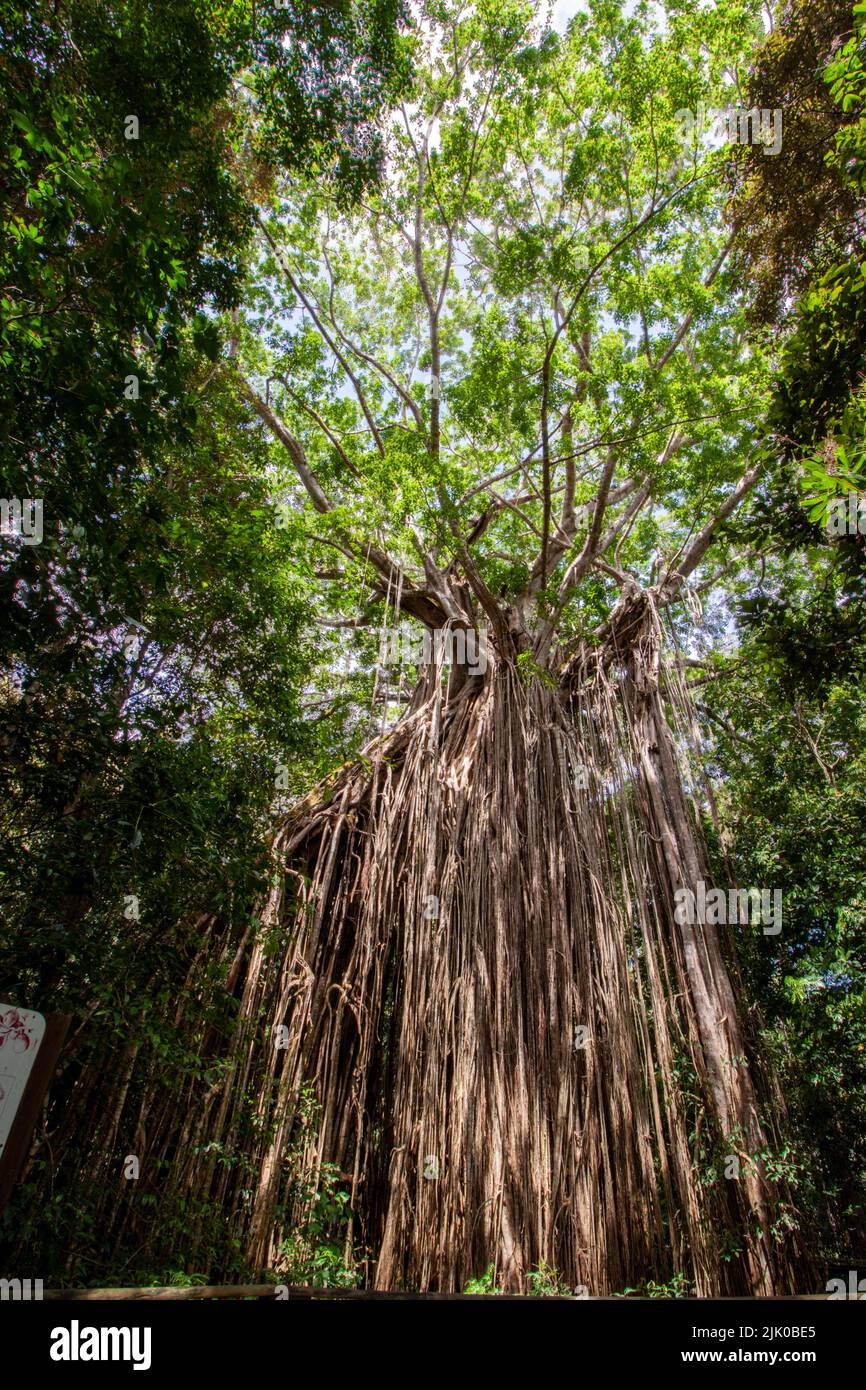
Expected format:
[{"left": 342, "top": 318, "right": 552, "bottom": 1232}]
[{"left": 0, "top": 1006, "right": 71, "bottom": 1216}]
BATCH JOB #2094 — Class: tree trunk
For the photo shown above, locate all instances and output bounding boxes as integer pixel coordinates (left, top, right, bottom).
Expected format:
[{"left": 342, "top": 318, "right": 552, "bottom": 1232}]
[{"left": 214, "top": 597, "right": 802, "bottom": 1294}]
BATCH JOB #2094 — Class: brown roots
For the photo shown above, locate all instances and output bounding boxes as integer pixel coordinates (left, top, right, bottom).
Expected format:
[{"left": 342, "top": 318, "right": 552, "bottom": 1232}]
[
  {"left": 190, "top": 598, "right": 802, "bottom": 1294},
  {"left": 23, "top": 600, "right": 805, "bottom": 1293}
]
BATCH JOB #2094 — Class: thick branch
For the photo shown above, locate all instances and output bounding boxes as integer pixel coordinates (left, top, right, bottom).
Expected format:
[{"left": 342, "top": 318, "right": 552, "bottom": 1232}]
[
  {"left": 237, "top": 375, "right": 331, "bottom": 514},
  {"left": 658, "top": 459, "right": 764, "bottom": 602}
]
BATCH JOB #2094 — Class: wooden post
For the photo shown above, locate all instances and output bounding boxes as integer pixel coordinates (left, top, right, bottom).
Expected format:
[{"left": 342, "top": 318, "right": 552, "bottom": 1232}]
[{"left": 0, "top": 1011, "right": 71, "bottom": 1217}]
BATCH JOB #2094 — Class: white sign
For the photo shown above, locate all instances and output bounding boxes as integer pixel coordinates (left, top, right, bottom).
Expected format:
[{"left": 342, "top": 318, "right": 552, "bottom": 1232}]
[{"left": 0, "top": 1004, "right": 46, "bottom": 1158}]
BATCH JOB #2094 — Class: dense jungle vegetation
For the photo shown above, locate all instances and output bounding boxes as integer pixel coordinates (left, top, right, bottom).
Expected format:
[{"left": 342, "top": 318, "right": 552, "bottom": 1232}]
[{"left": 1, "top": 0, "right": 864, "bottom": 1296}]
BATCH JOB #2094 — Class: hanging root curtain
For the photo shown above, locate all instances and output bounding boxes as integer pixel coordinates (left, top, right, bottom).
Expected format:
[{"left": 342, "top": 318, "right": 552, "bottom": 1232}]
[{"left": 157, "top": 591, "right": 799, "bottom": 1295}]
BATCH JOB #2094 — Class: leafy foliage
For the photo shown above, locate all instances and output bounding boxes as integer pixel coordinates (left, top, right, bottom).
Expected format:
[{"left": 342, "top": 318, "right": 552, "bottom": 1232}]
[
  {"left": 0, "top": 0, "right": 409, "bottom": 1286},
  {"left": 2, "top": 0, "right": 865, "bottom": 1294}
]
